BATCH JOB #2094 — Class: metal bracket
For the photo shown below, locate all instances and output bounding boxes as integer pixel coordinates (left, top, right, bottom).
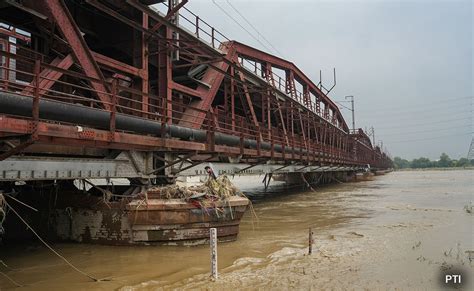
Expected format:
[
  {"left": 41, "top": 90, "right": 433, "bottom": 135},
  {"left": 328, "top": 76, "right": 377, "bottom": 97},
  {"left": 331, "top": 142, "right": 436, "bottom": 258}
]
[{"left": 0, "top": 137, "right": 34, "bottom": 161}]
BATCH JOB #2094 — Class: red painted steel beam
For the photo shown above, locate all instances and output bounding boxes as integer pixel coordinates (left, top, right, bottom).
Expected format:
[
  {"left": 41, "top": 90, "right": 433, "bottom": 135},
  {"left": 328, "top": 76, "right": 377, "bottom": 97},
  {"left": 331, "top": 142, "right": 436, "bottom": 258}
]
[
  {"left": 92, "top": 51, "right": 145, "bottom": 78},
  {"left": 0, "top": 27, "right": 30, "bottom": 42},
  {"left": 171, "top": 82, "right": 203, "bottom": 98},
  {"left": 148, "top": 0, "right": 188, "bottom": 35},
  {"left": 35, "top": 0, "right": 112, "bottom": 110},
  {"left": 0, "top": 139, "right": 34, "bottom": 161},
  {"left": 158, "top": 30, "right": 172, "bottom": 124},
  {"left": 237, "top": 70, "right": 261, "bottom": 135},
  {"left": 141, "top": 13, "right": 149, "bottom": 117},
  {"left": 21, "top": 54, "right": 74, "bottom": 96},
  {"left": 227, "top": 40, "right": 349, "bottom": 132},
  {"left": 0, "top": 115, "right": 297, "bottom": 161},
  {"left": 274, "top": 98, "right": 289, "bottom": 145},
  {"left": 179, "top": 44, "right": 237, "bottom": 129}
]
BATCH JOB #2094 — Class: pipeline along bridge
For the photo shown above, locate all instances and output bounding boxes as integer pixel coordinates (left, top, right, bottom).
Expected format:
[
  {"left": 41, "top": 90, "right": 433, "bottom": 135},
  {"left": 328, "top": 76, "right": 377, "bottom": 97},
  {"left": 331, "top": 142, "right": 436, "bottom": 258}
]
[{"left": 0, "top": 0, "right": 392, "bottom": 188}]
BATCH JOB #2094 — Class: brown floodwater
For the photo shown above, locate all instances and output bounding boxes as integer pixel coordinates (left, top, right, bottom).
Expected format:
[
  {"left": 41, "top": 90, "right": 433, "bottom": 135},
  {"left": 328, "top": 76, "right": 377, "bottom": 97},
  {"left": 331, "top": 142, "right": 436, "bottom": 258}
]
[{"left": 0, "top": 170, "right": 472, "bottom": 290}]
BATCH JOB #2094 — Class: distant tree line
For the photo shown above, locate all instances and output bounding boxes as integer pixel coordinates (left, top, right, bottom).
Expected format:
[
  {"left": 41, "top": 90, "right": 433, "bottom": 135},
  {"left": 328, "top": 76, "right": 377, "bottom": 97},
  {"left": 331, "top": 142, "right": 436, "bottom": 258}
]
[{"left": 393, "top": 153, "right": 474, "bottom": 169}]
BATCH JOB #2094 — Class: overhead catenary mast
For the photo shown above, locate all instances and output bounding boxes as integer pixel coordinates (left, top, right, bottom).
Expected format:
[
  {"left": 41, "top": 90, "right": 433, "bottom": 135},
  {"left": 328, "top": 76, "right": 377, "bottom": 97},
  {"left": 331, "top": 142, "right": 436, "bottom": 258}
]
[{"left": 468, "top": 137, "right": 474, "bottom": 159}]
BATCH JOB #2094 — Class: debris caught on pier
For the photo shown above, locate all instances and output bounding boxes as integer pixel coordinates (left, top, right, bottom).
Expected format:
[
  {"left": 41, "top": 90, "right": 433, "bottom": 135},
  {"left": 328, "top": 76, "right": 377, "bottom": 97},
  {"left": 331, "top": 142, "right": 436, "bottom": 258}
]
[
  {"left": 148, "top": 175, "right": 242, "bottom": 201},
  {"left": 145, "top": 175, "right": 249, "bottom": 219}
]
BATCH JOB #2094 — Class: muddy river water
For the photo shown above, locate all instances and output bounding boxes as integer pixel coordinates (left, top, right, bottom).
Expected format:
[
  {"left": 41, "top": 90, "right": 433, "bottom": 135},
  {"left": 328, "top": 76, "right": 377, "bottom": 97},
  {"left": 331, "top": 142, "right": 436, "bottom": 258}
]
[{"left": 0, "top": 170, "right": 472, "bottom": 290}]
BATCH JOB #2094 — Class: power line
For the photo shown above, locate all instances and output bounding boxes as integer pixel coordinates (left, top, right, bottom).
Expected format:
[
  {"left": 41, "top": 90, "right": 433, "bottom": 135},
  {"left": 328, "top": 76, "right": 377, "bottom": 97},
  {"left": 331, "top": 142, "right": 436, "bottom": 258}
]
[
  {"left": 358, "top": 95, "right": 473, "bottom": 113},
  {"left": 363, "top": 114, "right": 472, "bottom": 129},
  {"left": 335, "top": 101, "right": 352, "bottom": 111},
  {"left": 212, "top": 0, "right": 275, "bottom": 54},
  {"left": 225, "top": 0, "right": 285, "bottom": 58},
  {"left": 380, "top": 124, "right": 472, "bottom": 136},
  {"left": 385, "top": 132, "right": 473, "bottom": 144},
  {"left": 361, "top": 101, "right": 473, "bottom": 117}
]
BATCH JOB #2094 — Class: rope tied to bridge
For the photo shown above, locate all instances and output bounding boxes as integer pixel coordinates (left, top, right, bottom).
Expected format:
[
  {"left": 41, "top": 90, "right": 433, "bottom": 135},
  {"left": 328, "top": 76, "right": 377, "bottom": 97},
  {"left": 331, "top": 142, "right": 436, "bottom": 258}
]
[{"left": 0, "top": 193, "right": 110, "bottom": 283}]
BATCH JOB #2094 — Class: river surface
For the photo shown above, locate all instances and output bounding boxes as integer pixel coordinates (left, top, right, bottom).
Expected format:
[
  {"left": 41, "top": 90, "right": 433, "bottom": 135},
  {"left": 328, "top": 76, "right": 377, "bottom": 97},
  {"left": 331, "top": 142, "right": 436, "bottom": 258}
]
[{"left": 0, "top": 170, "right": 472, "bottom": 290}]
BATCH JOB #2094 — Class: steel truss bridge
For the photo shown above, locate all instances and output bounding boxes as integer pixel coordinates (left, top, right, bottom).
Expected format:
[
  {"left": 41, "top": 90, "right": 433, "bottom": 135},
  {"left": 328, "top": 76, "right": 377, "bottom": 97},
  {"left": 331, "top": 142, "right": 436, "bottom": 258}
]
[{"left": 0, "top": 0, "right": 391, "bottom": 184}]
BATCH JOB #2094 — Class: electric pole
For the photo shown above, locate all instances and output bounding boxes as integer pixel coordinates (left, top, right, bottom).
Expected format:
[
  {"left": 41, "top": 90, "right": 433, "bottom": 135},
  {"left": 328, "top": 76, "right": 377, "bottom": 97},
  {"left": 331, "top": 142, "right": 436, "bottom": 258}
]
[
  {"left": 371, "top": 126, "right": 375, "bottom": 146},
  {"left": 345, "top": 95, "right": 355, "bottom": 133},
  {"left": 468, "top": 137, "right": 474, "bottom": 160}
]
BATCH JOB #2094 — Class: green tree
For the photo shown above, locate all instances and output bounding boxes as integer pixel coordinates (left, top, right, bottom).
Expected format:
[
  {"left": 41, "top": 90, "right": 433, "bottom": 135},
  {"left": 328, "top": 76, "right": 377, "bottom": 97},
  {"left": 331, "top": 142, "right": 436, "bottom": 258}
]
[
  {"left": 411, "top": 157, "right": 432, "bottom": 168},
  {"left": 457, "top": 158, "right": 470, "bottom": 167},
  {"left": 438, "top": 153, "right": 451, "bottom": 168},
  {"left": 393, "top": 156, "right": 410, "bottom": 169}
]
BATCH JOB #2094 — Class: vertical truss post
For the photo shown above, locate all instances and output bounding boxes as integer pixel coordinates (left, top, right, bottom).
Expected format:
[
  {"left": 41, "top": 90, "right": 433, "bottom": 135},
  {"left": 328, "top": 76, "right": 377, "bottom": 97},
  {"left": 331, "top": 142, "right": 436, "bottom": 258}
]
[
  {"left": 109, "top": 78, "right": 117, "bottom": 142},
  {"left": 31, "top": 59, "right": 40, "bottom": 141},
  {"left": 142, "top": 13, "right": 149, "bottom": 118},
  {"left": 275, "top": 98, "right": 289, "bottom": 145},
  {"left": 211, "top": 27, "right": 215, "bottom": 48},
  {"left": 267, "top": 93, "right": 271, "bottom": 141},
  {"left": 316, "top": 96, "right": 321, "bottom": 115},
  {"left": 298, "top": 111, "right": 307, "bottom": 149},
  {"left": 223, "top": 80, "right": 229, "bottom": 129},
  {"left": 195, "top": 16, "right": 200, "bottom": 37},
  {"left": 261, "top": 92, "right": 265, "bottom": 132},
  {"left": 206, "top": 110, "right": 215, "bottom": 152},
  {"left": 281, "top": 141, "right": 285, "bottom": 161},
  {"left": 285, "top": 70, "right": 297, "bottom": 101},
  {"left": 256, "top": 125, "right": 261, "bottom": 156},
  {"left": 291, "top": 109, "right": 295, "bottom": 160},
  {"left": 270, "top": 129, "right": 275, "bottom": 160},
  {"left": 230, "top": 66, "right": 236, "bottom": 131},
  {"left": 2, "top": 37, "right": 9, "bottom": 91},
  {"left": 160, "top": 80, "right": 167, "bottom": 138},
  {"left": 303, "top": 84, "right": 311, "bottom": 110},
  {"left": 324, "top": 103, "right": 330, "bottom": 120},
  {"left": 239, "top": 118, "right": 244, "bottom": 156},
  {"left": 158, "top": 34, "right": 172, "bottom": 125}
]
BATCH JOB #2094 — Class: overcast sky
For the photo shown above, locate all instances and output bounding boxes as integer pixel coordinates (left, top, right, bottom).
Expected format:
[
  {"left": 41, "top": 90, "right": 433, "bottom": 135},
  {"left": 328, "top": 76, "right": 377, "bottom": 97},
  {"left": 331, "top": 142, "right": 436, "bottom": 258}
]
[{"left": 181, "top": 0, "right": 472, "bottom": 160}]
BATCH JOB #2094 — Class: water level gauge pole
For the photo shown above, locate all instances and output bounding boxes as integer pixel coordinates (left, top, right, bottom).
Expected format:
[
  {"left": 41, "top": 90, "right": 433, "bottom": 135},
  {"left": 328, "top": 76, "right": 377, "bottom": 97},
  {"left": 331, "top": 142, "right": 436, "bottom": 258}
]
[
  {"left": 308, "top": 227, "right": 314, "bottom": 255},
  {"left": 210, "top": 228, "right": 218, "bottom": 280}
]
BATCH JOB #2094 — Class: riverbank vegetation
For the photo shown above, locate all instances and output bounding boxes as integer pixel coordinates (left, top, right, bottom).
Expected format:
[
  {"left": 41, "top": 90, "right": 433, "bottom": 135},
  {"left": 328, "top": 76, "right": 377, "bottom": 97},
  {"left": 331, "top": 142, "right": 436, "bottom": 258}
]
[{"left": 393, "top": 153, "right": 474, "bottom": 169}]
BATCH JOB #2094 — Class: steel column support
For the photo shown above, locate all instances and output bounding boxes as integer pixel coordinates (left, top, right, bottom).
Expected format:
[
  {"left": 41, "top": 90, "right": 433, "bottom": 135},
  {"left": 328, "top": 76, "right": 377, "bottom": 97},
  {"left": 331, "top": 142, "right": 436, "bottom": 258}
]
[
  {"left": 142, "top": 13, "right": 149, "bottom": 117},
  {"left": 158, "top": 32, "right": 172, "bottom": 125},
  {"left": 230, "top": 66, "right": 235, "bottom": 131}
]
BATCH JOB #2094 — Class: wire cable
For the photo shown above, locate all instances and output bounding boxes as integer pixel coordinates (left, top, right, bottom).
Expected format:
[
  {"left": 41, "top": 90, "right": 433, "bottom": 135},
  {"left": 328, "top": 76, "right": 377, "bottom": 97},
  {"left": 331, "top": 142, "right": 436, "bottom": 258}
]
[
  {"left": 380, "top": 124, "right": 472, "bottom": 136},
  {"left": 361, "top": 102, "right": 473, "bottom": 117},
  {"left": 1, "top": 196, "right": 109, "bottom": 282},
  {"left": 357, "top": 95, "right": 473, "bottom": 113},
  {"left": 369, "top": 116, "right": 472, "bottom": 130},
  {"left": 212, "top": 0, "right": 275, "bottom": 54},
  {"left": 384, "top": 132, "right": 473, "bottom": 143},
  {"left": 225, "top": 0, "right": 285, "bottom": 58}
]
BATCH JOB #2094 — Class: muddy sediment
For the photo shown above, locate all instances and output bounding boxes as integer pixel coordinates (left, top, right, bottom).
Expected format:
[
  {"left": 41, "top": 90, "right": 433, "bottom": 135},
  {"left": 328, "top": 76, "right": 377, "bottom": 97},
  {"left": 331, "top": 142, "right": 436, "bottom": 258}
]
[{"left": 0, "top": 170, "right": 472, "bottom": 290}]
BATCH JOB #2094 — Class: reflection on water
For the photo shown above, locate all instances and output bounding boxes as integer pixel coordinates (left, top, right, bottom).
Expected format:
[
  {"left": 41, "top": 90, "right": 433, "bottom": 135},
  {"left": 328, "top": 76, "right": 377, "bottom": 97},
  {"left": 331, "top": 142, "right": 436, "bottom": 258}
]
[{"left": 0, "top": 170, "right": 472, "bottom": 290}]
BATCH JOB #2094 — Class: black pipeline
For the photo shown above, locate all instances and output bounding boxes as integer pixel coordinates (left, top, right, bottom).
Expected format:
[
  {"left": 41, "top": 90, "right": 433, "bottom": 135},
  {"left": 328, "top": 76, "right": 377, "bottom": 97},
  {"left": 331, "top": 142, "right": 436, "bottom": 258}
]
[{"left": 0, "top": 92, "right": 312, "bottom": 155}]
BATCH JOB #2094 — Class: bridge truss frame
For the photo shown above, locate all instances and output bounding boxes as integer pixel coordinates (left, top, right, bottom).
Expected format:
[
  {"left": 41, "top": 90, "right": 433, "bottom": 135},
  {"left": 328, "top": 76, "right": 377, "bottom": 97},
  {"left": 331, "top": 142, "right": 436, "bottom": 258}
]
[{"left": 0, "top": 0, "right": 391, "bottom": 183}]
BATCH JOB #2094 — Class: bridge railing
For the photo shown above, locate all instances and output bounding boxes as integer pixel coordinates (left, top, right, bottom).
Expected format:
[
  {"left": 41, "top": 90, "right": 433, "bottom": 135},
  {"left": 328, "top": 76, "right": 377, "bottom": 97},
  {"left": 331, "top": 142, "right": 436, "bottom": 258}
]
[
  {"left": 153, "top": 2, "right": 332, "bottom": 127},
  {"left": 152, "top": 2, "right": 230, "bottom": 50},
  {"left": 0, "top": 49, "right": 360, "bottom": 165}
]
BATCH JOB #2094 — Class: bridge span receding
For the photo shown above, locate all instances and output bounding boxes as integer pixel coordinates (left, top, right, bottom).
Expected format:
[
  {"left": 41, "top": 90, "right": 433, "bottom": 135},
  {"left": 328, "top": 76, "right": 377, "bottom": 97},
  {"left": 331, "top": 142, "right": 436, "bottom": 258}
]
[{"left": 0, "top": 0, "right": 392, "bottom": 184}]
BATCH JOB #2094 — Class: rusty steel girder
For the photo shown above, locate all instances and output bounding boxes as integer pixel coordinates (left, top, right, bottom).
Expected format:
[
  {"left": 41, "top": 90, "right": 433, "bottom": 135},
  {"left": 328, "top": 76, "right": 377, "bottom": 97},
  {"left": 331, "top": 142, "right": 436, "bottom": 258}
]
[{"left": 0, "top": 0, "right": 393, "bottom": 179}]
